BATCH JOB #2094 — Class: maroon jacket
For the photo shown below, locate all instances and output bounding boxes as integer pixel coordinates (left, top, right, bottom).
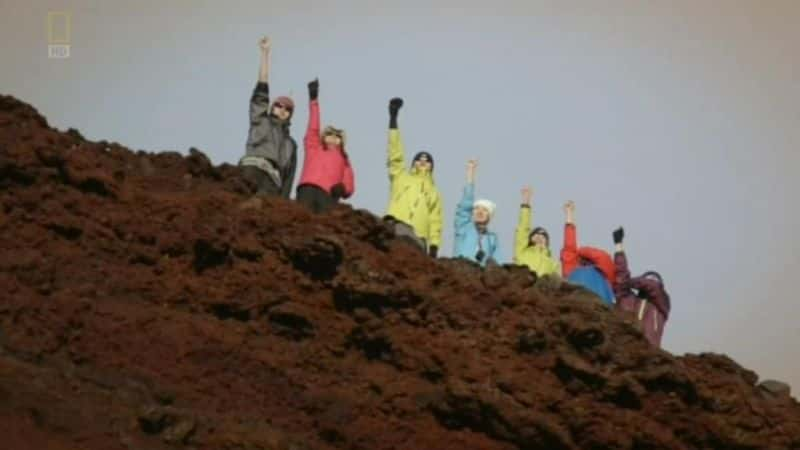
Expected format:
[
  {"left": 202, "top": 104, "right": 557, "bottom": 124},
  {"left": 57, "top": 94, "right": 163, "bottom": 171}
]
[{"left": 614, "top": 251, "right": 671, "bottom": 347}]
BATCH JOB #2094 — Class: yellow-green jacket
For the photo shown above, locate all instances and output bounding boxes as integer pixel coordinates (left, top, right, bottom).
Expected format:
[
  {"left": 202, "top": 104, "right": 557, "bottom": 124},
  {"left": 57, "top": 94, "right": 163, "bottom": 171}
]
[
  {"left": 386, "top": 129, "right": 443, "bottom": 248},
  {"left": 515, "top": 205, "right": 560, "bottom": 276}
]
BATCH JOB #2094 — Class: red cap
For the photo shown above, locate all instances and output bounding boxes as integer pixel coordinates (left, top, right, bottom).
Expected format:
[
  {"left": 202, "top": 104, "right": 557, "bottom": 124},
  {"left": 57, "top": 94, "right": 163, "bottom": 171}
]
[{"left": 273, "top": 96, "right": 295, "bottom": 112}]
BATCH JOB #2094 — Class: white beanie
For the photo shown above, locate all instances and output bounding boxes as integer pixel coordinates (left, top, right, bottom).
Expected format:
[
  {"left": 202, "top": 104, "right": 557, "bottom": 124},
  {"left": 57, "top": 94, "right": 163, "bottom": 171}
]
[{"left": 473, "top": 199, "right": 496, "bottom": 218}]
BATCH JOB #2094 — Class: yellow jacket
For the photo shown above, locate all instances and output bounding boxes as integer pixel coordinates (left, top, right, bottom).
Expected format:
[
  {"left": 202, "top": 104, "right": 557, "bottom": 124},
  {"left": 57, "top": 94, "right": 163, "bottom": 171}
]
[
  {"left": 514, "top": 205, "right": 560, "bottom": 276},
  {"left": 386, "top": 129, "right": 443, "bottom": 247}
]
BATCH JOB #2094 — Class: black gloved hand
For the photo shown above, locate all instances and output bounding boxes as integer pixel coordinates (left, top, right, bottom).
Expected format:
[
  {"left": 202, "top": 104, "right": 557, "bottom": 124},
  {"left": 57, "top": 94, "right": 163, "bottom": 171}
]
[
  {"left": 428, "top": 245, "right": 438, "bottom": 258},
  {"left": 389, "top": 97, "right": 403, "bottom": 116},
  {"left": 613, "top": 227, "right": 625, "bottom": 244},
  {"left": 389, "top": 98, "right": 403, "bottom": 129},
  {"left": 308, "top": 78, "right": 319, "bottom": 101},
  {"left": 330, "top": 183, "right": 346, "bottom": 199}
]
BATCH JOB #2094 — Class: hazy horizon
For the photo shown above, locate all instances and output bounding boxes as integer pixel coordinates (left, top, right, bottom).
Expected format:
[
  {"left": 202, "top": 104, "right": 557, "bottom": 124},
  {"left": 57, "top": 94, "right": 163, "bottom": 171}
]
[{"left": 1, "top": 0, "right": 798, "bottom": 391}]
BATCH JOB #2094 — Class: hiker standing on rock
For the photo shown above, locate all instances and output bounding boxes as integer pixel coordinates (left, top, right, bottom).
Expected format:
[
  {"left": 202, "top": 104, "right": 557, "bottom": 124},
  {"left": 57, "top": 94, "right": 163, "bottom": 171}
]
[
  {"left": 514, "top": 186, "right": 559, "bottom": 276},
  {"left": 453, "top": 159, "right": 501, "bottom": 266},
  {"left": 560, "top": 201, "right": 615, "bottom": 305},
  {"left": 238, "top": 37, "right": 298, "bottom": 200},
  {"left": 295, "top": 78, "right": 354, "bottom": 213},
  {"left": 612, "top": 227, "right": 671, "bottom": 347},
  {"left": 383, "top": 98, "right": 443, "bottom": 256}
]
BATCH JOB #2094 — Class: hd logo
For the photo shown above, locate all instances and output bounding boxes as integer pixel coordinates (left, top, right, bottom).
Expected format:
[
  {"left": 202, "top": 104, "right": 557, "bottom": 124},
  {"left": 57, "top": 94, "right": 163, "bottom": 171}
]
[{"left": 47, "top": 12, "right": 71, "bottom": 59}]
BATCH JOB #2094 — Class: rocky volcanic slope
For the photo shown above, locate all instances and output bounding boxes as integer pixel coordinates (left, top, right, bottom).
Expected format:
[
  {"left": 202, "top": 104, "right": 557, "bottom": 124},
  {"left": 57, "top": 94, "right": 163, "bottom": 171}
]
[{"left": 0, "top": 94, "right": 798, "bottom": 450}]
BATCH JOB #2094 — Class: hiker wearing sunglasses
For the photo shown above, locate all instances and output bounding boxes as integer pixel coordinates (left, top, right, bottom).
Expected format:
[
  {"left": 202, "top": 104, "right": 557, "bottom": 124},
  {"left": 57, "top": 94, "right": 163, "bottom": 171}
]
[
  {"left": 238, "top": 36, "right": 298, "bottom": 200},
  {"left": 514, "top": 186, "right": 559, "bottom": 276},
  {"left": 560, "top": 201, "right": 616, "bottom": 305},
  {"left": 612, "top": 227, "right": 671, "bottom": 347},
  {"left": 383, "top": 97, "right": 443, "bottom": 256},
  {"left": 295, "top": 78, "right": 354, "bottom": 213},
  {"left": 453, "top": 159, "right": 501, "bottom": 266}
]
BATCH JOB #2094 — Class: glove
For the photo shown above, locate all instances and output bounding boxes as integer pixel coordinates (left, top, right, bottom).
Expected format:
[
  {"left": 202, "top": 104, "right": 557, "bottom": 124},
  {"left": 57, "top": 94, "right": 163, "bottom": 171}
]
[
  {"left": 308, "top": 79, "right": 319, "bottom": 101},
  {"left": 613, "top": 227, "right": 625, "bottom": 244},
  {"left": 389, "top": 97, "right": 403, "bottom": 116},
  {"left": 428, "top": 245, "right": 438, "bottom": 258},
  {"left": 330, "top": 183, "right": 346, "bottom": 199}
]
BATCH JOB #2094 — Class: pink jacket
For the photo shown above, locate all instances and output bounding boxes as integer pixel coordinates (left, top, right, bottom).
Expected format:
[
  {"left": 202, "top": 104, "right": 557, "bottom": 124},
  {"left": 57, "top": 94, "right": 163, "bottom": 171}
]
[{"left": 297, "top": 100, "right": 355, "bottom": 197}]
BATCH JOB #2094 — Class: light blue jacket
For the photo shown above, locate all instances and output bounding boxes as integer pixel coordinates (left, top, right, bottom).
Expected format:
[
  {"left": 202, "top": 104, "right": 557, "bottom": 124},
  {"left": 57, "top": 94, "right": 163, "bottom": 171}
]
[{"left": 453, "top": 183, "right": 501, "bottom": 266}]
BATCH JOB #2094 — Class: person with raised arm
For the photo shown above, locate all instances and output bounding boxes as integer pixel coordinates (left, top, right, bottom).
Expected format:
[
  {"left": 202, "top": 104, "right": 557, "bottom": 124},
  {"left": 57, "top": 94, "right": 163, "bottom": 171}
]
[
  {"left": 295, "top": 78, "right": 354, "bottom": 213},
  {"left": 612, "top": 227, "right": 671, "bottom": 347},
  {"left": 453, "top": 159, "right": 501, "bottom": 266},
  {"left": 514, "top": 186, "right": 559, "bottom": 276},
  {"left": 383, "top": 98, "right": 443, "bottom": 256},
  {"left": 238, "top": 37, "right": 298, "bottom": 201},
  {"left": 560, "top": 201, "right": 615, "bottom": 305}
]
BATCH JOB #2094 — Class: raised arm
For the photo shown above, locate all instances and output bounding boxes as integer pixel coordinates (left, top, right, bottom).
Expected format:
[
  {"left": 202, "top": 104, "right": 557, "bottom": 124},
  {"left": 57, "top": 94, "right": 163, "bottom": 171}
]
[
  {"left": 258, "top": 37, "right": 270, "bottom": 83},
  {"left": 305, "top": 79, "right": 321, "bottom": 146},
  {"left": 455, "top": 160, "right": 477, "bottom": 231},
  {"left": 387, "top": 98, "right": 405, "bottom": 179},
  {"left": 560, "top": 200, "right": 578, "bottom": 277},
  {"left": 249, "top": 37, "right": 272, "bottom": 124},
  {"left": 514, "top": 186, "right": 533, "bottom": 260}
]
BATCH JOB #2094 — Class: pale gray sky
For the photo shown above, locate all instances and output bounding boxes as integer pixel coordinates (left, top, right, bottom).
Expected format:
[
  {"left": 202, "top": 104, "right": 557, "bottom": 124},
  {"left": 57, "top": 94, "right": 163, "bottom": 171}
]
[{"left": 2, "top": 0, "right": 798, "bottom": 389}]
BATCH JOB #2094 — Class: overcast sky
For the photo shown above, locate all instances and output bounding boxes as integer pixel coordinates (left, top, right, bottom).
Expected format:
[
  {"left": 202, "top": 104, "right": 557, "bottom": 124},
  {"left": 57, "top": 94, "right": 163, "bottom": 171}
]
[{"left": 2, "top": 0, "right": 798, "bottom": 391}]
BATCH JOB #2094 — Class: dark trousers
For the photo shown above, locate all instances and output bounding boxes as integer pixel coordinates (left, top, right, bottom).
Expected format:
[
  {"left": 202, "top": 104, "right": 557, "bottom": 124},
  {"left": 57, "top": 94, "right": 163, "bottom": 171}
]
[
  {"left": 241, "top": 166, "right": 280, "bottom": 196},
  {"left": 297, "top": 184, "right": 337, "bottom": 213}
]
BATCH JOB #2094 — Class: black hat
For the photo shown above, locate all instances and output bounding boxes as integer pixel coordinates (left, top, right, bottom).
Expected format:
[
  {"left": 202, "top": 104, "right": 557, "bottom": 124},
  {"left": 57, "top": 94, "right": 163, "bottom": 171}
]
[
  {"left": 411, "top": 151, "right": 434, "bottom": 171},
  {"left": 529, "top": 227, "right": 550, "bottom": 245}
]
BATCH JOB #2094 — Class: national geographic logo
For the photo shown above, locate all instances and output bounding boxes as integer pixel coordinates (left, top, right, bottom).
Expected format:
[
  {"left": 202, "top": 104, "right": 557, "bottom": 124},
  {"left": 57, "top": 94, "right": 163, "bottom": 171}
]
[{"left": 47, "top": 12, "right": 71, "bottom": 59}]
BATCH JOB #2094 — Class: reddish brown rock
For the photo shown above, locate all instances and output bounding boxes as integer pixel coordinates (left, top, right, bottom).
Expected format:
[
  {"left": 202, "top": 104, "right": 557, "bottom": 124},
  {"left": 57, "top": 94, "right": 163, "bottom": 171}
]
[{"left": 1, "top": 94, "right": 799, "bottom": 449}]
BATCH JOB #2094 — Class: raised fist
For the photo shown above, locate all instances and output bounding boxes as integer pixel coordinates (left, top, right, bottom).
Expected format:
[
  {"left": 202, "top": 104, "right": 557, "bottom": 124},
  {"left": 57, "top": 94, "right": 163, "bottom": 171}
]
[
  {"left": 389, "top": 97, "right": 404, "bottom": 115},
  {"left": 258, "top": 36, "right": 271, "bottom": 51},
  {"left": 308, "top": 78, "right": 319, "bottom": 100},
  {"left": 613, "top": 227, "right": 625, "bottom": 244},
  {"left": 521, "top": 186, "right": 532, "bottom": 205}
]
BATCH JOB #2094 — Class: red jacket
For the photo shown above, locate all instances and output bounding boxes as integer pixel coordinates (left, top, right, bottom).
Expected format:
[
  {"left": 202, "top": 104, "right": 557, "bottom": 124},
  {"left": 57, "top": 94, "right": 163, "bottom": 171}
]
[
  {"left": 297, "top": 100, "right": 354, "bottom": 197},
  {"left": 560, "top": 223, "right": 615, "bottom": 286}
]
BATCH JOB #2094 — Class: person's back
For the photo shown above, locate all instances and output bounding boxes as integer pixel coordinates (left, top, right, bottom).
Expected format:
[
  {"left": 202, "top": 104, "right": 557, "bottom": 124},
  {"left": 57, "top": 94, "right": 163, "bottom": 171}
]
[
  {"left": 568, "top": 266, "right": 615, "bottom": 305},
  {"left": 560, "top": 201, "right": 615, "bottom": 305},
  {"left": 612, "top": 227, "right": 671, "bottom": 347},
  {"left": 384, "top": 98, "right": 443, "bottom": 257},
  {"left": 453, "top": 160, "right": 501, "bottom": 266},
  {"left": 630, "top": 272, "right": 671, "bottom": 346},
  {"left": 514, "top": 186, "right": 559, "bottom": 276}
]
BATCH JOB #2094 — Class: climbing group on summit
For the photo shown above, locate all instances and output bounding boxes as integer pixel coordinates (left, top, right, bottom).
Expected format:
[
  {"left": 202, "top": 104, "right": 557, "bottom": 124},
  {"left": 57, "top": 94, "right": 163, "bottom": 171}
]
[{"left": 237, "top": 37, "right": 671, "bottom": 348}]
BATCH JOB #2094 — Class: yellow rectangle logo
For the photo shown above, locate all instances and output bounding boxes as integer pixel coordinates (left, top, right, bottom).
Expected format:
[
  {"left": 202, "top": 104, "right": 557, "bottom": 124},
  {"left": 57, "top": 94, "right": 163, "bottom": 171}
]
[{"left": 47, "top": 12, "right": 71, "bottom": 44}]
